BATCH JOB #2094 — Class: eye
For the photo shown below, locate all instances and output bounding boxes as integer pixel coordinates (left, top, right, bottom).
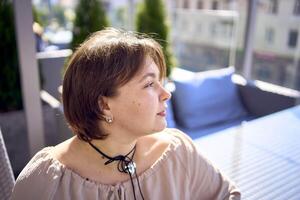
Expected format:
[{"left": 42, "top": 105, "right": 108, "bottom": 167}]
[{"left": 144, "top": 82, "right": 155, "bottom": 88}]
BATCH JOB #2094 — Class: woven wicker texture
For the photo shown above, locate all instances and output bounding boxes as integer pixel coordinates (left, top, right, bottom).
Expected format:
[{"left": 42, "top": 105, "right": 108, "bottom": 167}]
[{"left": 0, "top": 129, "right": 15, "bottom": 200}]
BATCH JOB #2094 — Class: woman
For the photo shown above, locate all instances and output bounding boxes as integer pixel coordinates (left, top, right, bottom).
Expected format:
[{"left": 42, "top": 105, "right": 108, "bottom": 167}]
[{"left": 12, "top": 28, "right": 240, "bottom": 200}]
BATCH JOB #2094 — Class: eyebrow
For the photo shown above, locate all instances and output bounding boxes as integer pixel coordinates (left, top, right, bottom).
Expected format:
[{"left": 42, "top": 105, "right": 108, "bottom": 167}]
[{"left": 138, "top": 72, "right": 157, "bottom": 83}]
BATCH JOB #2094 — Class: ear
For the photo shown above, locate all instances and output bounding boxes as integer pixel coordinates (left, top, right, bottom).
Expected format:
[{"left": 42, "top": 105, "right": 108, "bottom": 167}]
[{"left": 98, "top": 97, "right": 113, "bottom": 116}]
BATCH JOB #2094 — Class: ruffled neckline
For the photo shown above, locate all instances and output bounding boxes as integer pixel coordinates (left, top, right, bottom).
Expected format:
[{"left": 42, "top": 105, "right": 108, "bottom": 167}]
[{"left": 39, "top": 133, "right": 181, "bottom": 190}]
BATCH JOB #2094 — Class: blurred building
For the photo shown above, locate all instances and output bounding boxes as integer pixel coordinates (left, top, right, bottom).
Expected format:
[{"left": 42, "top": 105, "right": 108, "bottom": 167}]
[{"left": 170, "top": 0, "right": 300, "bottom": 90}]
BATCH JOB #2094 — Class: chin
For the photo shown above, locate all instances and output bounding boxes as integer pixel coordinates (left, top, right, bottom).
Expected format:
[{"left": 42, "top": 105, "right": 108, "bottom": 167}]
[
  {"left": 149, "top": 127, "right": 166, "bottom": 135},
  {"left": 156, "top": 126, "right": 166, "bottom": 132},
  {"left": 153, "top": 121, "right": 167, "bottom": 132}
]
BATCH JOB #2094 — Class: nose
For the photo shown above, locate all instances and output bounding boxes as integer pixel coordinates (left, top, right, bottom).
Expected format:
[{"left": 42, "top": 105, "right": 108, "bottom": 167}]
[{"left": 160, "top": 86, "right": 171, "bottom": 102}]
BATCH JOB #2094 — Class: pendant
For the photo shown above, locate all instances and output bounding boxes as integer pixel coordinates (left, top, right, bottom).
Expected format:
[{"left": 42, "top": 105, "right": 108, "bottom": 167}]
[{"left": 126, "top": 161, "right": 136, "bottom": 175}]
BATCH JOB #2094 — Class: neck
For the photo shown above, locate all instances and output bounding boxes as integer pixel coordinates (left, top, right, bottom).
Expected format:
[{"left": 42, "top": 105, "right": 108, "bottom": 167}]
[
  {"left": 90, "top": 135, "right": 137, "bottom": 158},
  {"left": 86, "top": 135, "right": 138, "bottom": 174},
  {"left": 90, "top": 121, "right": 141, "bottom": 158}
]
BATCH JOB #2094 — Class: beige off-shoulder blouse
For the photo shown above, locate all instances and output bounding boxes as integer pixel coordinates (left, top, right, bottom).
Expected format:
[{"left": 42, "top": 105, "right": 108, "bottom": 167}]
[{"left": 11, "top": 129, "right": 241, "bottom": 200}]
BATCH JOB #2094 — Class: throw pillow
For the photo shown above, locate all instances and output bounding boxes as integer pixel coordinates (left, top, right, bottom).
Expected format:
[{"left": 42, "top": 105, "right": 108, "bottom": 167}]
[{"left": 171, "top": 67, "right": 248, "bottom": 129}]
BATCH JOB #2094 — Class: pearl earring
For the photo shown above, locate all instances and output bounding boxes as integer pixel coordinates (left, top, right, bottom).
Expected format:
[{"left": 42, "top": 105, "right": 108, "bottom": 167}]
[{"left": 106, "top": 117, "right": 113, "bottom": 123}]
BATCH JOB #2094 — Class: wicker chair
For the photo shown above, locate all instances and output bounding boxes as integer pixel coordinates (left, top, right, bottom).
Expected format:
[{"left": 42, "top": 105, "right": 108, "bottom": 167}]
[{"left": 0, "top": 128, "right": 15, "bottom": 200}]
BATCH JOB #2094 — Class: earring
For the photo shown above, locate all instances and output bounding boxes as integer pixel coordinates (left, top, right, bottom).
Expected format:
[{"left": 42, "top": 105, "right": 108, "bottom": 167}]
[{"left": 105, "top": 117, "right": 113, "bottom": 123}]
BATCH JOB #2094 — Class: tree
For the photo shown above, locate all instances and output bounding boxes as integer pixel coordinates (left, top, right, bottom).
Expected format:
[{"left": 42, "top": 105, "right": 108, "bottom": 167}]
[
  {"left": 71, "top": 0, "right": 109, "bottom": 50},
  {"left": 0, "top": 0, "right": 23, "bottom": 112},
  {"left": 136, "top": 0, "right": 176, "bottom": 76}
]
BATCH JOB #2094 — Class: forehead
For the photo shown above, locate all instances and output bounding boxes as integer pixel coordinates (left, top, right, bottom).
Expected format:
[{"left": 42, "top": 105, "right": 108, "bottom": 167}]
[
  {"left": 124, "top": 59, "right": 157, "bottom": 88},
  {"left": 114, "top": 57, "right": 161, "bottom": 96},
  {"left": 131, "top": 57, "right": 160, "bottom": 82},
  {"left": 116, "top": 57, "right": 161, "bottom": 93}
]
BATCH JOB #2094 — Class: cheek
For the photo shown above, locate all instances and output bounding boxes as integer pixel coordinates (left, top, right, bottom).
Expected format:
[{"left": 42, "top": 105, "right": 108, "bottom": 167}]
[
  {"left": 130, "top": 100, "right": 142, "bottom": 113},
  {"left": 130, "top": 96, "right": 157, "bottom": 114},
  {"left": 130, "top": 100, "right": 146, "bottom": 113},
  {"left": 113, "top": 91, "right": 158, "bottom": 118},
  {"left": 115, "top": 99, "right": 143, "bottom": 116}
]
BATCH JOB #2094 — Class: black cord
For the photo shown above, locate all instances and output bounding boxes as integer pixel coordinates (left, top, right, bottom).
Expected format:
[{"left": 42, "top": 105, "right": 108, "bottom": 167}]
[
  {"left": 88, "top": 141, "right": 144, "bottom": 200},
  {"left": 129, "top": 171, "right": 137, "bottom": 200},
  {"left": 135, "top": 170, "right": 145, "bottom": 200}
]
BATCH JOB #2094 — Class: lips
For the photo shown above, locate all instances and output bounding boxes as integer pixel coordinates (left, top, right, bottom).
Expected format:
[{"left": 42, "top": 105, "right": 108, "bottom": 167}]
[{"left": 157, "top": 110, "right": 166, "bottom": 116}]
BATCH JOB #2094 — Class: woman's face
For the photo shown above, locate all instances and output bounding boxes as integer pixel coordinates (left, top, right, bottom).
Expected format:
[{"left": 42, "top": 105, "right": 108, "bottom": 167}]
[{"left": 104, "top": 57, "right": 171, "bottom": 137}]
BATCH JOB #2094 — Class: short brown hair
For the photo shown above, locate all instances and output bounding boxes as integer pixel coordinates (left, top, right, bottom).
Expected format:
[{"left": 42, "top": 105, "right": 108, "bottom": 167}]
[{"left": 62, "top": 28, "right": 166, "bottom": 141}]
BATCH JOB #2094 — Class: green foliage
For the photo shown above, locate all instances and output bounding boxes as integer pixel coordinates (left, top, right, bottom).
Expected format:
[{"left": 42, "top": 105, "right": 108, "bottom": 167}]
[
  {"left": 33, "top": 4, "right": 67, "bottom": 28},
  {"left": 116, "top": 6, "right": 126, "bottom": 27},
  {"left": 136, "top": 0, "right": 176, "bottom": 76},
  {"left": 71, "top": 0, "right": 109, "bottom": 50},
  {"left": 52, "top": 4, "right": 67, "bottom": 27},
  {"left": 0, "top": 0, "right": 23, "bottom": 112},
  {"left": 32, "top": 6, "right": 42, "bottom": 25},
  {"left": 32, "top": 5, "right": 49, "bottom": 27}
]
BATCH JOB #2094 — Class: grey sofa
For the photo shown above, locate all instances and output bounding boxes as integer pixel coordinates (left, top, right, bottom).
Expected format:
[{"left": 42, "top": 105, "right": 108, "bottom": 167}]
[{"left": 166, "top": 67, "right": 300, "bottom": 139}]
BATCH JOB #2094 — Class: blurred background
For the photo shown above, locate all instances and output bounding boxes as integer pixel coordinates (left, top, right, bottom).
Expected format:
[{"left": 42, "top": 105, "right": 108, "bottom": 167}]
[
  {"left": 1, "top": 0, "right": 300, "bottom": 189},
  {"left": 30, "top": 0, "right": 300, "bottom": 89}
]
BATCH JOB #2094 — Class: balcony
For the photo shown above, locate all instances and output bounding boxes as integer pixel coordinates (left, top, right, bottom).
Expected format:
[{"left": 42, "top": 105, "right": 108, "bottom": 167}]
[{"left": 1, "top": 1, "right": 300, "bottom": 199}]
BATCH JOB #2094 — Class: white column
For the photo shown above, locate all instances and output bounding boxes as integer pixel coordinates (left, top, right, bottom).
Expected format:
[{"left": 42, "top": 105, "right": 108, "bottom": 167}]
[
  {"left": 13, "top": 0, "right": 45, "bottom": 156},
  {"left": 242, "top": 0, "right": 258, "bottom": 79}
]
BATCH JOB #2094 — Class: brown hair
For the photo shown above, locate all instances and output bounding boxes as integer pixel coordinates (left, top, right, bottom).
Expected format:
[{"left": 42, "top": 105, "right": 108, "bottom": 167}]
[{"left": 62, "top": 28, "right": 166, "bottom": 141}]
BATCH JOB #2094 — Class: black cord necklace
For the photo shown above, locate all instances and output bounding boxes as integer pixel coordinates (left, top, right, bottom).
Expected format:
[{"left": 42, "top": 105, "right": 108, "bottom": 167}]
[{"left": 88, "top": 141, "right": 145, "bottom": 200}]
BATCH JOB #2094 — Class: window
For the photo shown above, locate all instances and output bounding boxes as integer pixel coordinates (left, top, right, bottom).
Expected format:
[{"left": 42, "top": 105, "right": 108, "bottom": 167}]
[
  {"left": 294, "top": 0, "right": 300, "bottom": 15},
  {"left": 269, "top": 0, "right": 278, "bottom": 14},
  {"left": 183, "top": 0, "right": 189, "bottom": 9},
  {"left": 210, "top": 23, "right": 217, "bottom": 36},
  {"left": 212, "top": 1, "right": 218, "bottom": 10},
  {"left": 265, "top": 27, "right": 275, "bottom": 44},
  {"left": 175, "top": 0, "right": 180, "bottom": 8},
  {"left": 197, "top": 0, "right": 203, "bottom": 9},
  {"left": 221, "top": 21, "right": 234, "bottom": 38},
  {"left": 196, "top": 21, "right": 202, "bottom": 33},
  {"left": 171, "top": 0, "right": 300, "bottom": 90},
  {"left": 257, "top": 66, "right": 271, "bottom": 80},
  {"left": 288, "top": 30, "right": 298, "bottom": 48},
  {"left": 250, "top": 1, "right": 300, "bottom": 90}
]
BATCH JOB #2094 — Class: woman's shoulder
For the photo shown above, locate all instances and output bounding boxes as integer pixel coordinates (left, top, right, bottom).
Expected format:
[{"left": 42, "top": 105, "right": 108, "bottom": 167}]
[
  {"left": 12, "top": 146, "right": 64, "bottom": 199},
  {"left": 17, "top": 147, "right": 58, "bottom": 179},
  {"left": 16, "top": 137, "right": 75, "bottom": 180},
  {"left": 17, "top": 147, "right": 61, "bottom": 182},
  {"left": 160, "top": 128, "right": 196, "bottom": 150},
  {"left": 142, "top": 129, "right": 200, "bottom": 180},
  {"left": 157, "top": 128, "right": 209, "bottom": 171},
  {"left": 141, "top": 128, "right": 197, "bottom": 166},
  {"left": 140, "top": 128, "right": 193, "bottom": 153}
]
